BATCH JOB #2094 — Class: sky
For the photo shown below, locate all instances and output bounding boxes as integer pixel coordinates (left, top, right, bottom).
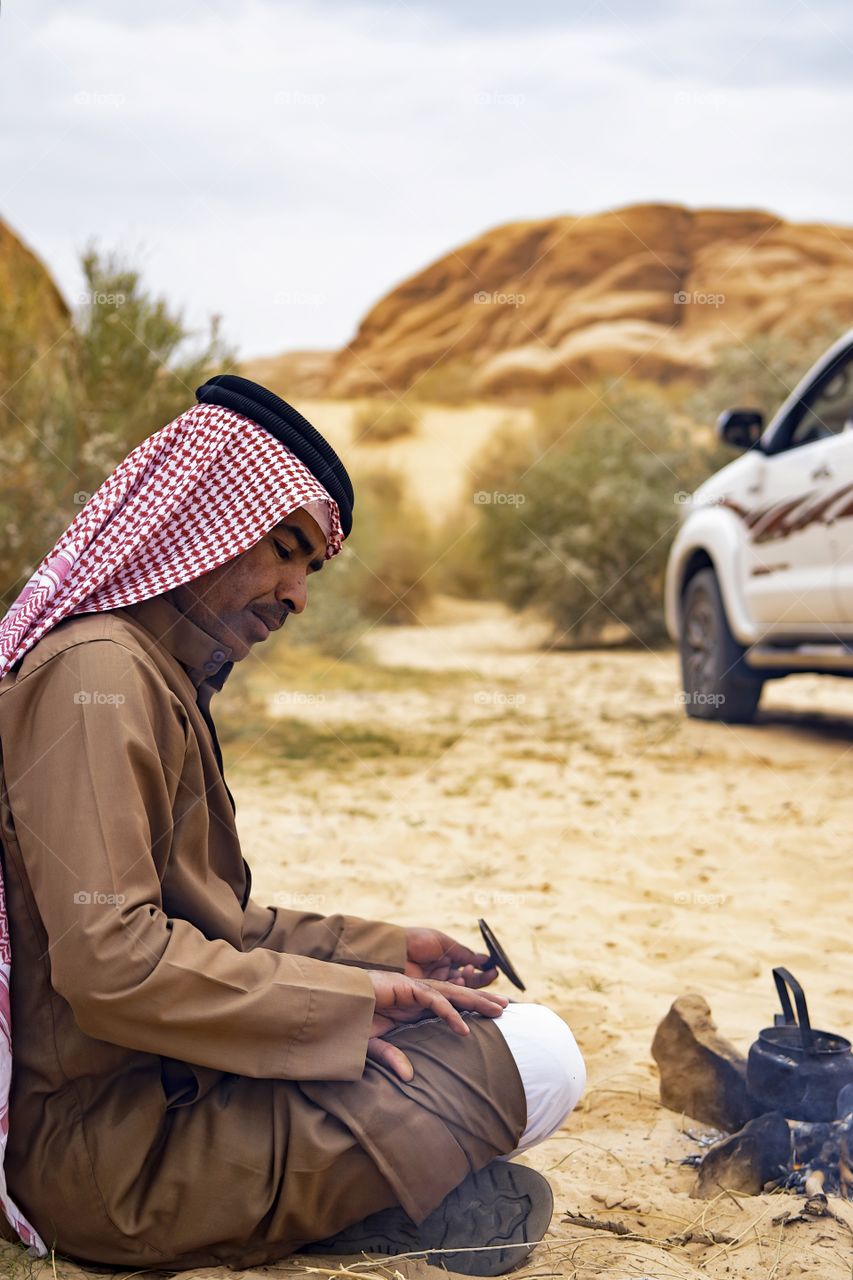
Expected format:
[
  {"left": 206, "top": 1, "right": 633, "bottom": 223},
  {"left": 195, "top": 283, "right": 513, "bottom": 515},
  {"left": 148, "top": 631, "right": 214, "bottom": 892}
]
[{"left": 1, "top": 0, "right": 852, "bottom": 360}]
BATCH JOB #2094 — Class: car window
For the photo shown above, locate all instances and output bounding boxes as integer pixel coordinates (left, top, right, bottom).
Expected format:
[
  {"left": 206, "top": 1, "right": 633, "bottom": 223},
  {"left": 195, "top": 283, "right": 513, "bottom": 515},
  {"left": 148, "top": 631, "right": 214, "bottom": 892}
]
[{"left": 787, "top": 349, "right": 853, "bottom": 449}]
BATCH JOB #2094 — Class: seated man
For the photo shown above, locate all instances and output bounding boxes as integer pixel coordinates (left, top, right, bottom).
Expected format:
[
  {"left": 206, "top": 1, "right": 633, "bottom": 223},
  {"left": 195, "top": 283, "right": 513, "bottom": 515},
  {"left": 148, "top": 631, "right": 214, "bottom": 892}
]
[{"left": 0, "top": 376, "right": 585, "bottom": 1275}]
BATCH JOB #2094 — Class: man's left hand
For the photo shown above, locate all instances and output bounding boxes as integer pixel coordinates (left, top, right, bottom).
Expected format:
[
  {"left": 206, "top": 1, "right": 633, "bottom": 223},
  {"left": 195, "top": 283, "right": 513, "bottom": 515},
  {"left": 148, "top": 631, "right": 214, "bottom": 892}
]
[{"left": 404, "top": 927, "right": 498, "bottom": 988}]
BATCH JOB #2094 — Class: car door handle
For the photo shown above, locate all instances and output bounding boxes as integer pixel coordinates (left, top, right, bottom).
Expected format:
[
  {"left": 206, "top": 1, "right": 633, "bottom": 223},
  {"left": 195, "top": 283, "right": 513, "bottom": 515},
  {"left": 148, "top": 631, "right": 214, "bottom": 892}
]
[{"left": 810, "top": 463, "right": 833, "bottom": 480}]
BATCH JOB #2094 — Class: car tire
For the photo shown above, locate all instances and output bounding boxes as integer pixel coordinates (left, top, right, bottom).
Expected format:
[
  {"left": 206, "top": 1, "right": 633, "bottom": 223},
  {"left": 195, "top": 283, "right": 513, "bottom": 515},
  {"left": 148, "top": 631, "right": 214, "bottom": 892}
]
[{"left": 679, "top": 568, "right": 763, "bottom": 723}]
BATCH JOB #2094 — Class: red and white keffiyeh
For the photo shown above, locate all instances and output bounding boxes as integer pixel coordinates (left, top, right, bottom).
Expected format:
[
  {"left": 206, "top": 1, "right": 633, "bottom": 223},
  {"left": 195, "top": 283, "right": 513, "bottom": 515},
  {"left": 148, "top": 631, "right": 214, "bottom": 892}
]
[{"left": 0, "top": 400, "right": 344, "bottom": 1254}]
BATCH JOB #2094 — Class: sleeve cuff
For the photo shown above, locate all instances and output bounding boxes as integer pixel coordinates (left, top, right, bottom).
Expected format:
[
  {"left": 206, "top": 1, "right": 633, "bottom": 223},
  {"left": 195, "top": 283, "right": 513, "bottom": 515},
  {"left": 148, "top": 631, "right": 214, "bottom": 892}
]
[
  {"left": 333, "top": 916, "right": 408, "bottom": 973},
  {"left": 282, "top": 956, "right": 377, "bottom": 1081}
]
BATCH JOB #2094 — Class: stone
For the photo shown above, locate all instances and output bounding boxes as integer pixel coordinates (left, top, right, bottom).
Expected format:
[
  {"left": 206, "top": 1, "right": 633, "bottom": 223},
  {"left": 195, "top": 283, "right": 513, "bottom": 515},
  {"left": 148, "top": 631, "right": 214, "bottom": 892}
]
[
  {"left": 693, "top": 1112, "right": 792, "bottom": 1199},
  {"left": 651, "top": 994, "right": 757, "bottom": 1132}
]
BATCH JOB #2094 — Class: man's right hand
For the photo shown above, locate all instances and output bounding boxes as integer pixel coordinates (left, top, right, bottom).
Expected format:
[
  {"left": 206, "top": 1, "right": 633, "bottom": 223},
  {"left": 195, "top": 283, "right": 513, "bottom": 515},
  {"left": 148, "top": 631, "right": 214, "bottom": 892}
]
[{"left": 365, "top": 970, "right": 509, "bottom": 1082}]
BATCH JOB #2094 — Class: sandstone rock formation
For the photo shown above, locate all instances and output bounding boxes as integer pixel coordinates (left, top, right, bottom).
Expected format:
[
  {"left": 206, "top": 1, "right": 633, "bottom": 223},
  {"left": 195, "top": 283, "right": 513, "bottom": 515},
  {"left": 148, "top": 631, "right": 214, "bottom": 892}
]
[
  {"left": 0, "top": 216, "right": 69, "bottom": 347},
  {"left": 240, "top": 349, "right": 336, "bottom": 400},
  {"left": 321, "top": 203, "right": 853, "bottom": 396}
]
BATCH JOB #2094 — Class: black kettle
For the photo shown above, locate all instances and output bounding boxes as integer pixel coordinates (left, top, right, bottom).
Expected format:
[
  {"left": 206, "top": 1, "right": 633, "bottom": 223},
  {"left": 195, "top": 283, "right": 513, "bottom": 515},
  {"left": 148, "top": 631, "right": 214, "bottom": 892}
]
[{"left": 746, "top": 968, "right": 853, "bottom": 1122}]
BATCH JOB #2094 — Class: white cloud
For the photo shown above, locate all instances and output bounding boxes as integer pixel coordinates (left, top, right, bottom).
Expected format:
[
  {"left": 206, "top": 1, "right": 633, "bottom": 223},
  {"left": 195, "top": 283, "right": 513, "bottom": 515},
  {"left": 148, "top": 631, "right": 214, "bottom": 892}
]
[{"left": 0, "top": 0, "right": 851, "bottom": 359}]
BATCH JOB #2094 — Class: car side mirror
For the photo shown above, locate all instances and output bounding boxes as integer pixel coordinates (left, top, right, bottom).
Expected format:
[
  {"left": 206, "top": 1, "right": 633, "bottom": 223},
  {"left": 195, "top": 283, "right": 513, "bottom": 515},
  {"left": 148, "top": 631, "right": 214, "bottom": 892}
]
[{"left": 716, "top": 408, "right": 764, "bottom": 451}]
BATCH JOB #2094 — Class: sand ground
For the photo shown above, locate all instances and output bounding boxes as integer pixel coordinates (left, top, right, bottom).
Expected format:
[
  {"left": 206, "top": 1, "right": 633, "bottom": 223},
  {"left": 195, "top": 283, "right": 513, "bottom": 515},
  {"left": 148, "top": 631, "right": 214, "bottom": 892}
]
[
  {"left": 290, "top": 399, "right": 533, "bottom": 520},
  {"left": 4, "top": 599, "right": 852, "bottom": 1280}
]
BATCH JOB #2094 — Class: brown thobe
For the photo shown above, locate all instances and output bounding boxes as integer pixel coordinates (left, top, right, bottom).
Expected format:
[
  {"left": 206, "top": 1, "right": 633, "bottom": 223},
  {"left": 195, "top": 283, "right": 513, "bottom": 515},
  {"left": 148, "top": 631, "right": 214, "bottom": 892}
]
[{"left": 0, "top": 596, "right": 526, "bottom": 1268}]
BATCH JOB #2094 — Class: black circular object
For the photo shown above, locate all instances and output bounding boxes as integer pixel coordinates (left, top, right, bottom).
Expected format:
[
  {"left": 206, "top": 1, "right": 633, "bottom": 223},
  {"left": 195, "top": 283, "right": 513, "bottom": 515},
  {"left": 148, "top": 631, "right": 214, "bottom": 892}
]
[
  {"left": 478, "top": 918, "right": 526, "bottom": 992},
  {"left": 747, "top": 967, "right": 853, "bottom": 1121},
  {"left": 196, "top": 373, "right": 354, "bottom": 537}
]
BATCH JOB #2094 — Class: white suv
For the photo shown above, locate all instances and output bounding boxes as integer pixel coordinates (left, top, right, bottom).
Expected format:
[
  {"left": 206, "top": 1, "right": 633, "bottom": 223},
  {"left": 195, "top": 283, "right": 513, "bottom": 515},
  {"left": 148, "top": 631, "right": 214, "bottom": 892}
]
[{"left": 666, "top": 329, "right": 853, "bottom": 722}]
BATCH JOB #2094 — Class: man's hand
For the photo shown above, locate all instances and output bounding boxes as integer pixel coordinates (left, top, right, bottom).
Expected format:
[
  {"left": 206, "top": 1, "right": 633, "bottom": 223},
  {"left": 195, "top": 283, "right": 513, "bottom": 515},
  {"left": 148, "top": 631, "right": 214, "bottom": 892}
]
[
  {"left": 365, "top": 969, "right": 508, "bottom": 1083},
  {"left": 404, "top": 926, "right": 498, "bottom": 989}
]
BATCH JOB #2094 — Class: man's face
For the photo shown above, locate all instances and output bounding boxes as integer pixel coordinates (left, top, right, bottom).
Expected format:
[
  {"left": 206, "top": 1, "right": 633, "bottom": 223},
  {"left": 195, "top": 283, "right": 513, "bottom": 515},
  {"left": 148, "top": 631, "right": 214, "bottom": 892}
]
[{"left": 167, "top": 505, "right": 327, "bottom": 660}]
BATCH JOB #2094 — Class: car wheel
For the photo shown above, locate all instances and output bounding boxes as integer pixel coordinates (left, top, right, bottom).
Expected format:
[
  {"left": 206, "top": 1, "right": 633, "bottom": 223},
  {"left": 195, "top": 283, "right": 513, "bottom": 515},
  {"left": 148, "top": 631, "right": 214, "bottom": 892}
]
[{"left": 679, "top": 568, "right": 763, "bottom": 723}]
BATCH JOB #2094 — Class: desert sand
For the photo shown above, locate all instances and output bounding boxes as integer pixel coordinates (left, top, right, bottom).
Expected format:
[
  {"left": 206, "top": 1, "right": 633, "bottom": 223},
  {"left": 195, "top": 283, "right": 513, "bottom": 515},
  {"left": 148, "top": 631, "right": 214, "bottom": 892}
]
[
  {"left": 6, "top": 596, "right": 852, "bottom": 1280},
  {"left": 266, "top": 397, "right": 534, "bottom": 521}
]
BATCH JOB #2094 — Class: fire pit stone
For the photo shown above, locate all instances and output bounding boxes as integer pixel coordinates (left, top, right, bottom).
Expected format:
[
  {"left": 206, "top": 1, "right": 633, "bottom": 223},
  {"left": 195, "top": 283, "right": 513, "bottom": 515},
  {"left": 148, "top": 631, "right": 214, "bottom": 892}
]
[{"left": 652, "top": 994, "right": 757, "bottom": 1133}]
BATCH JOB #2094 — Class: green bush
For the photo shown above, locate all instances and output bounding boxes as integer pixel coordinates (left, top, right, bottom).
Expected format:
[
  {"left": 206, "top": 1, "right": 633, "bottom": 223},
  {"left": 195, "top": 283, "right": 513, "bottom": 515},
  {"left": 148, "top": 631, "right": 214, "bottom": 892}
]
[
  {"left": 0, "top": 248, "right": 233, "bottom": 606},
  {"left": 0, "top": 250, "right": 434, "bottom": 657},
  {"left": 449, "top": 384, "right": 714, "bottom": 646},
  {"left": 335, "top": 467, "right": 434, "bottom": 626},
  {"left": 260, "top": 466, "right": 436, "bottom": 660},
  {"left": 688, "top": 310, "right": 848, "bottom": 427}
]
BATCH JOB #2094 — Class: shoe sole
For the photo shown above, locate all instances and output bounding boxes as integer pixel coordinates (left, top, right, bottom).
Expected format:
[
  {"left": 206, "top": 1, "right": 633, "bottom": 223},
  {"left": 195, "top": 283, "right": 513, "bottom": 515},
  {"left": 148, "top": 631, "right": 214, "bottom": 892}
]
[{"left": 303, "top": 1160, "right": 554, "bottom": 1276}]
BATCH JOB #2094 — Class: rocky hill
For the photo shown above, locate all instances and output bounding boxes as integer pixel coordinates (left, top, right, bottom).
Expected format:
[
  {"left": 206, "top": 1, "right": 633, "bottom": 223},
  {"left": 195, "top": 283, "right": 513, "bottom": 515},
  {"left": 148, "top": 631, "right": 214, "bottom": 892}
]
[
  {"left": 251, "top": 203, "right": 853, "bottom": 399},
  {"left": 0, "top": 216, "right": 69, "bottom": 348}
]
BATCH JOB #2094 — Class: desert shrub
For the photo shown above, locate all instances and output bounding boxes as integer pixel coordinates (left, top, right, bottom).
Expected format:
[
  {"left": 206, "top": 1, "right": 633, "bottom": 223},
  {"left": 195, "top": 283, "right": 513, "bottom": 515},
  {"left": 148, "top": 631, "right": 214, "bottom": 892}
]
[
  {"left": 338, "top": 467, "right": 434, "bottom": 625},
  {"left": 352, "top": 398, "right": 417, "bottom": 445},
  {"left": 74, "top": 248, "right": 232, "bottom": 475},
  {"left": 265, "top": 465, "right": 435, "bottom": 661},
  {"left": 406, "top": 358, "right": 478, "bottom": 404},
  {"left": 445, "top": 384, "right": 715, "bottom": 646},
  {"left": 0, "top": 269, "right": 80, "bottom": 602},
  {"left": 430, "top": 512, "right": 493, "bottom": 600},
  {"left": 280, "top": 557, "right": 372, "bottom": 660},
  {"left": 688, "top": 310, "right": 849, "bottom": 427},
  {"left": 0, "top": 249, "right": 233, "bottom": 606}
]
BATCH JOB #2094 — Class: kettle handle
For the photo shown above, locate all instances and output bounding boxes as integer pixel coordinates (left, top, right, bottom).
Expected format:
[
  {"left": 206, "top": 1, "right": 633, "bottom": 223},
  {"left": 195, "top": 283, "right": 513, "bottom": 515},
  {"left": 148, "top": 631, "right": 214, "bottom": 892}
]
[{"left": 773, "top": 967, "right": 816, "bottom": 1054}]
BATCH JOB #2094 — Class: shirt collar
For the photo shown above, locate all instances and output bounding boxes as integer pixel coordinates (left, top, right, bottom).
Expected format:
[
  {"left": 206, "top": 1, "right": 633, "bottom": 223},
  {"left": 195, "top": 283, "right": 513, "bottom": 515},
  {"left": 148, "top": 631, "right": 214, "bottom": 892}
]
[{"left": 117, "top": 595, "right": 235, "bottom": 690}]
